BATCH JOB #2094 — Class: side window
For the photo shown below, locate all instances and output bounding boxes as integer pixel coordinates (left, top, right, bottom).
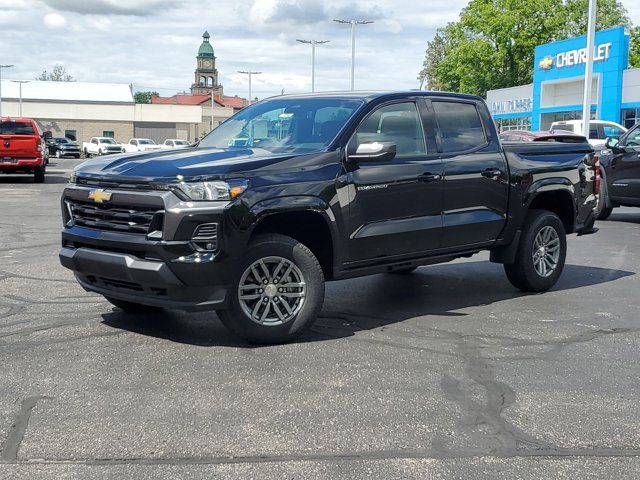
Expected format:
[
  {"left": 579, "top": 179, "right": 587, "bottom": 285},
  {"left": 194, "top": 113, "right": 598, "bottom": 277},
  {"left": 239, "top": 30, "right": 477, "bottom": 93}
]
[
  {"left": 91, "top": 138, "right": 97, "bottom": 145},
  {"left": 165, "top": 140, "right": 171, "bottom": 145},
  {"left": 348, "top": 102, "right": 427, "bottom": 158},
  {"left": 625, "top": 126, "right": 640, "bottom": 147},
  {"left": 432, "top": 102, "right": 486, "bottom": 153},
  {"left": 589, "top": 125, "right": 601, "bottom": 140},
  {"left": 603, "top": 125, "right": 624, "bottom": 139},
  {"left": 130, "top": 140, "right": 136, "bottom": 145}
]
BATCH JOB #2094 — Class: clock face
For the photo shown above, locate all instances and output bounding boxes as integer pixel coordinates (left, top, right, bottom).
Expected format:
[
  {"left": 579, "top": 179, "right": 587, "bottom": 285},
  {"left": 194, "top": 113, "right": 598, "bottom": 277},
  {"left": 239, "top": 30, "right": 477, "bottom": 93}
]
[{"left": 204, "top": 60, "right": 212, "bottom": 68}]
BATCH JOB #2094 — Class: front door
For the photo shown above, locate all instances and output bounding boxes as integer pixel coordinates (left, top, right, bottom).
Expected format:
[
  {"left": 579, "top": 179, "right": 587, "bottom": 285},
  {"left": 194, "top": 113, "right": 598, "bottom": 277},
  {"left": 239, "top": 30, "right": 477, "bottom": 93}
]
[
  {"left": 609, "top": 124, "right": 640, "bottom": 203},
  {"left": 432, "top": 99, "right": 509, "bottom": 249},
  {"left": 344, "top": 100, "right": 444, "bottom": 264}
]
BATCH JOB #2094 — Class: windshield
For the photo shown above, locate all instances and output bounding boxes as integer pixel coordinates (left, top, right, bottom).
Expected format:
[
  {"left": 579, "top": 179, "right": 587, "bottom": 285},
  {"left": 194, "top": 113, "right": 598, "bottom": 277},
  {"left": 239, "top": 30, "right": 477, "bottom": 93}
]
[
  {"left": 139, "top": 139, "right": 155, "bottom": 145},
  {"left": 175, "top": 140, "right": 190, "bottom": 145},
  {"left": 55, "top": 138, "right": 69, "bottom": 144},
  {"left": 199, "top": 97, "right": 363, "bottom": 153},
  {"left": 100, "top": 138, "right": 116, "bottom": 144}
]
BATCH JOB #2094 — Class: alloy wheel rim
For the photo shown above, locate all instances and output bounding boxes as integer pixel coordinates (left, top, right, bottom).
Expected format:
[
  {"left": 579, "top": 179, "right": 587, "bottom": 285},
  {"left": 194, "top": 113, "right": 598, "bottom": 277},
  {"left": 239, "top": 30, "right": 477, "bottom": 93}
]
[
  {"left": 238, "top": 256, "right": 306, "bottom": 326},
  {"left": 532, "top": 226, "right": 561, "bottom": 278}
]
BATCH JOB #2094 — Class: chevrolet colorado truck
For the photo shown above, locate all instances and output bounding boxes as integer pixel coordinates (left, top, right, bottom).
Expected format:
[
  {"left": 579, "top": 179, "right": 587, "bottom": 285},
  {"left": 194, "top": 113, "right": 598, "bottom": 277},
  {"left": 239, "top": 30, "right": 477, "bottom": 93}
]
[
  {"left": 595, "top": 123, "right": 640, "bottom": 220},
  {"left": 0, "top": 117, "right": 50, "bottom": 182},
  {"left": 59, "top": 92, "right": 598, "bottom": 344}
]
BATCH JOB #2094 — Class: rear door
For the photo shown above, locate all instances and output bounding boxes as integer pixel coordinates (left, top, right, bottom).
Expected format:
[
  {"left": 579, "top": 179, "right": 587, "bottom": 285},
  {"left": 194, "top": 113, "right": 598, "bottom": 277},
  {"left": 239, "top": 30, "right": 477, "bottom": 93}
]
[
  {"left": 432, "top": 99, "right": 509, "bottom": 249},
  {"left": 344, "top": 99, "right": 444, "bottom": 263},
  {"left": 609, "top": 124, "right": 640, "bottom": 203}
]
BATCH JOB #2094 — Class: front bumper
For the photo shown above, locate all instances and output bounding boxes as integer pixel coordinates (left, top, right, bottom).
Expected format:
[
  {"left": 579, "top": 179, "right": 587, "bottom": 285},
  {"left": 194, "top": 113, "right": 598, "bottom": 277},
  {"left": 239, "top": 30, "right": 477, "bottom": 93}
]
[{"left": 59, "top": 184, "right": 237, "bottom": 311}]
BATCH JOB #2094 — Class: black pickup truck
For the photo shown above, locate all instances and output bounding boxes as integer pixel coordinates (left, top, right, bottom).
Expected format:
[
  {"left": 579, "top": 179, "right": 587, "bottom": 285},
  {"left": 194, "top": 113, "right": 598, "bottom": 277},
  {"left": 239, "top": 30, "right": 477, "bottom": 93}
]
[
  {"left": 59, "top": 92, "right": 598, "bottom": 343},
  {"left": 596, "top": 122, "right": 640, "bottom": 219}
]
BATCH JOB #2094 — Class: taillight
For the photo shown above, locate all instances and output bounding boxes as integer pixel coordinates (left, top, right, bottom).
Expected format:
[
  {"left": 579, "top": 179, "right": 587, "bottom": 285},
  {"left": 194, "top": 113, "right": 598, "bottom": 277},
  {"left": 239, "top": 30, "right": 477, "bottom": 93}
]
[{"left": 594, "top": 154, "right": 602, "bottom": 195}]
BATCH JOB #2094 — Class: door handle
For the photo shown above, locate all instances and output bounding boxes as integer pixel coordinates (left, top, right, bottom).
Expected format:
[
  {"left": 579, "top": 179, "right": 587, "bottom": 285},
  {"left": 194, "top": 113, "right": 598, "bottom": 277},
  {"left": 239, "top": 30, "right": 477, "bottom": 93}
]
[
  {"left": 482, "top": 168, "right": 503, "bottom": 179},
  {"left": 418, "top": 173, "right": 441, "bottom": 182}
]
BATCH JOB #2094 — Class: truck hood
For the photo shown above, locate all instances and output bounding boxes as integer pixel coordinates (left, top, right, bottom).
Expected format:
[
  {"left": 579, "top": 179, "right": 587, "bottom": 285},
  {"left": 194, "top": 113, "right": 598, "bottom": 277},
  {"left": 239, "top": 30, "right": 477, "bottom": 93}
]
[{"left": 74, "top": 147, "right": 326, "bottom": 181}]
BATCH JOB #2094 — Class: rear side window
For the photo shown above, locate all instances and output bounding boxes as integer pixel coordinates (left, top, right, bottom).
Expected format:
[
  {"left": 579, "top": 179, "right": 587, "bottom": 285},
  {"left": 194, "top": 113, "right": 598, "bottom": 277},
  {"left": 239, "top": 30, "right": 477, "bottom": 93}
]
[
  {"left": 0, "top": 121, "right": 35, "bottom": 135},
  {"left": 433, "top": 102, "right": 486, "bottom": 153}
]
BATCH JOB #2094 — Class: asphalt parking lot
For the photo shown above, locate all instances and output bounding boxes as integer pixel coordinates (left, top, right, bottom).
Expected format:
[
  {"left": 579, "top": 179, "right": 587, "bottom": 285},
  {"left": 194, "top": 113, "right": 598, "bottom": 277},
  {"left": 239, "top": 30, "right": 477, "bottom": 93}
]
[{"left": 0, "top": 158, "right": 639, "bottom": 479}]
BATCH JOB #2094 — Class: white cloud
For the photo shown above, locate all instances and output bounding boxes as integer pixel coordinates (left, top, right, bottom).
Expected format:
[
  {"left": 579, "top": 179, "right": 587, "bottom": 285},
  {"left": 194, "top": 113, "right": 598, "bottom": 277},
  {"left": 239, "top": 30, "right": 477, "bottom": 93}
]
[{"left": 44, "top": 12, "right": 67, "bottom": 28}]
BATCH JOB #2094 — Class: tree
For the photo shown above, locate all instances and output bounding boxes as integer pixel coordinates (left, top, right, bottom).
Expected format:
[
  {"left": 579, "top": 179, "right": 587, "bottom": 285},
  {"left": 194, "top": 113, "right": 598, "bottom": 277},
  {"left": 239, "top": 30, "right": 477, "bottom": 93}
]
[
  {"left": 419, "top": 0, "right": 633, "bottom": 97},
  {"left": 134, "top": 91, "right": 159, "bottom": 104},
  {"left": 630, "top": 26, "right": 640, "bottom": 68},
  {"left": 37, "top": 64, "right": 74, "bottom": 82}
]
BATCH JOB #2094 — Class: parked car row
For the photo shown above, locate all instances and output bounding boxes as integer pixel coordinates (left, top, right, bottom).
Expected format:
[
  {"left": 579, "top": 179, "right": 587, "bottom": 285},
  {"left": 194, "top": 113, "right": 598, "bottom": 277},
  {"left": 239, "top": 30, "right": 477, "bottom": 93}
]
[{"left": 81, "top": 137, "right": 193, "bottom": 157}]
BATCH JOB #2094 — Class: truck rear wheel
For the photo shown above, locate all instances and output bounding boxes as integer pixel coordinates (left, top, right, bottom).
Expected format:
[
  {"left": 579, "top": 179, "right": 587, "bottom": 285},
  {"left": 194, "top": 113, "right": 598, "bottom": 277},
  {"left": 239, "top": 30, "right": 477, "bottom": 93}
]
[
  {"left": 504, "top": 210, "right": 566, "bottom": 292},
  {"left": 105, "top": 296, "right": 162, "bottom": 314},
  {"left": 217, "top": 234, "right": 325, "bottom": 344}
]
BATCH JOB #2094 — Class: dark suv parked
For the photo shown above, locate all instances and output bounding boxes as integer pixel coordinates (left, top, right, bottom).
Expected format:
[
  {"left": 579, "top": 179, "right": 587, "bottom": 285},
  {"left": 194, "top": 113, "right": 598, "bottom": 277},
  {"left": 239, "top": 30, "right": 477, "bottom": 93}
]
[
  {"left": 59, "top": 92, "right": 598, "bottom": 344},
  {"left": 47, "top": 137, "right": 81, "bottom": 159}
]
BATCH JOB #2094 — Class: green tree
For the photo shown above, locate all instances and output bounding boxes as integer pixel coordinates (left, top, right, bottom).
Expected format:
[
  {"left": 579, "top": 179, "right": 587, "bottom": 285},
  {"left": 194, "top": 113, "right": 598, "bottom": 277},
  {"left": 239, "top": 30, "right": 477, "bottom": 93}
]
[
  {"left": 419, "top": 0, "right": 633, "bottom": 97},
  {"left": 630, "top": 26, "right": 640, "bottom": 68},
  {"left": 134, "top": 91, "right": 159, "bottom": 104},
  {"left": 37, "top": 64, "right": 74, "bottom": 82}
]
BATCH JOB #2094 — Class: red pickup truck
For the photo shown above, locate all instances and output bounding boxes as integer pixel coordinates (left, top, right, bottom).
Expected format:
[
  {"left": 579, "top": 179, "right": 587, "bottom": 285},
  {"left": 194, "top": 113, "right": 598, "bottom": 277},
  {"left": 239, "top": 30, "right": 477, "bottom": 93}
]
[{"left": 0, "top": 117, "right": 50, "bottom": 183}]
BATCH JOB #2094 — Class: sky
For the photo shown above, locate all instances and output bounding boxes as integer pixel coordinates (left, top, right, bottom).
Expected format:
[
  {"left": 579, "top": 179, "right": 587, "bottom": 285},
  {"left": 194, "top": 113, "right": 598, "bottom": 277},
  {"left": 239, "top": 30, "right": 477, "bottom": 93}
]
[{"left": 1, "top": 0, "right": 639, "bottom": 100}]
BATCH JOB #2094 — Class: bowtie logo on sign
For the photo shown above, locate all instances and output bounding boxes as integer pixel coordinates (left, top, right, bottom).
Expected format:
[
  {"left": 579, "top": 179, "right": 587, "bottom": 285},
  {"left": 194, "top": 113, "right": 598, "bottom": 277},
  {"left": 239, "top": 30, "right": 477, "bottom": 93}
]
[{"left": 538, "top": 42, "right": 612, "bottom": 70}]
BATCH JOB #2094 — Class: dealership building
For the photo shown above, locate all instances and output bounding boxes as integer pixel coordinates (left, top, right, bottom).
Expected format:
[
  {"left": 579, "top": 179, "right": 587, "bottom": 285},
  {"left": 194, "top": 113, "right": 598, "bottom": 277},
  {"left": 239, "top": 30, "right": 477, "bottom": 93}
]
[{"left": 487, "top": 26, "right": 640, "bottom": 132}]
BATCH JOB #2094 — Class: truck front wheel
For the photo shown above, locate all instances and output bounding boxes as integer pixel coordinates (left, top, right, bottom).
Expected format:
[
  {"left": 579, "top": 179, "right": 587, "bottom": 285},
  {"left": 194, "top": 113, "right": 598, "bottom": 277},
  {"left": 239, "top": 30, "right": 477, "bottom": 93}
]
[
  {"left": 217, "top": 234, "right": 325, "bottom": 344},
  {"left": 504, "top": 210, "right": 567, "bottom": 292}
]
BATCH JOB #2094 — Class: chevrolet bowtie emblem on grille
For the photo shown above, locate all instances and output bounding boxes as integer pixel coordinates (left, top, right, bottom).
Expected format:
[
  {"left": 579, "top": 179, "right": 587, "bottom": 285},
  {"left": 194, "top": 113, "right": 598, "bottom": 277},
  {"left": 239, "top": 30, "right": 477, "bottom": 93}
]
[
  {"left": 88, "top": 188, "right": 112, "bottom": 203},
  {"left": 539, "top": 56, "right": 554, "bottom": 70}
]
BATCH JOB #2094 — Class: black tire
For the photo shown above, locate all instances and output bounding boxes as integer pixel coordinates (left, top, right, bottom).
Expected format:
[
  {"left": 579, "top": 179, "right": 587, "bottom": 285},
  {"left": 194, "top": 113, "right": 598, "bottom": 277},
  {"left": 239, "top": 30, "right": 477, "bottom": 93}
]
[
  {"left": 75, "top": 154, "right": 81, "bottom": 159},
  {"left": 217, "top": 234, "right": 325, "bottom": 344},
  {"left": 105, "top": 296, "right": 162, "bottom": 314},
  {"left": 595, "top": 179, "right": 614, "bottom": 220},
  {"left": 387, "top": 266, "right": 418, "bottom": 274},
  {"left": 597, "top": 205, "right": 613, "bottom": 220},
  {"left": 98, "top": 148, "right": 103, "bottom": 155},
  {"left": 504, "top": 210, "right": 567, "bottom": 292},
  {"left": 34, "top": 166, "right": 45, "bottom": 183}
]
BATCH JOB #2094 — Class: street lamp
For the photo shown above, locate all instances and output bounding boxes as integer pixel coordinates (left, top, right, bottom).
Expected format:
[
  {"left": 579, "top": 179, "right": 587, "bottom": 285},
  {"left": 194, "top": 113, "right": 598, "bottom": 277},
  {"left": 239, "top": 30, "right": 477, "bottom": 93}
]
[
  {"left": 0, "top": 64, "right": 14, "bottom": 117},
  {"left": 581, "top": 0, "right": 597, "bottom": 137},
  {"left": 11, "top": 80, "right": 29, "bottom": 116},
  {"left": 237, "top": 70, "right": 262, "bottom": 105},
  {"left": 333, "top": 18, "right": 374, "bottom": 91},
  {"left": 296, "top": 39, "right": 330, "bottom": 93}
]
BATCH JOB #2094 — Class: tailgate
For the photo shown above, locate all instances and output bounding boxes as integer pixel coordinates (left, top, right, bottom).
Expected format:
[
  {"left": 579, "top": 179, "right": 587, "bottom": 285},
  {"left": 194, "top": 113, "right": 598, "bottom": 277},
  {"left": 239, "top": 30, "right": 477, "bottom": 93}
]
[{"left": 0, "top": 135, "right": 39, "bottom": 158}]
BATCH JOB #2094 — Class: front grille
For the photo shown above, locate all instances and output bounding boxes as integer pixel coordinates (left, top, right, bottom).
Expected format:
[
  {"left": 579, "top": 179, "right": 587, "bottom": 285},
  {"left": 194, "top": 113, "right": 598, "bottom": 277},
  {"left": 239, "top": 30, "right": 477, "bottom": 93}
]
[{"left": 67, "top": 199, "right": 162, "bottom": 235}]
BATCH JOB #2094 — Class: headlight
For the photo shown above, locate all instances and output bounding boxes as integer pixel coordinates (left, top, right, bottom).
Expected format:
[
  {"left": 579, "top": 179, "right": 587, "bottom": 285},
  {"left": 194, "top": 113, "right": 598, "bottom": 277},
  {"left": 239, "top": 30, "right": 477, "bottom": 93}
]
[
  {"left": 172, "top": 179, "right": 248, "bottom": 201},
  {"left": 68, "top": 172, "right": 77, "bottom": 184}
]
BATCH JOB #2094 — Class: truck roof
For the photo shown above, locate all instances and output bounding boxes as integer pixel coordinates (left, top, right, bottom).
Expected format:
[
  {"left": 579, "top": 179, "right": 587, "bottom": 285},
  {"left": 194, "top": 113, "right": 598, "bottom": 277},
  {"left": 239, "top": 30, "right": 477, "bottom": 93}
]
[{"left": 266, "top": 90, "right": 484, "bottom": 103}]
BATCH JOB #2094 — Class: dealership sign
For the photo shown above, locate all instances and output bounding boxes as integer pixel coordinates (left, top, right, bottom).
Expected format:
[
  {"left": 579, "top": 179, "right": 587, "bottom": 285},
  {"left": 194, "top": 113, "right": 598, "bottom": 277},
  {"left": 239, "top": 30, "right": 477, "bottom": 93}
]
[
  {"left": 538, "top": 42, "right": 612, "bottom": 70},
  {"left": 490, "top": 97, "right": 533, "bottom": 114}
]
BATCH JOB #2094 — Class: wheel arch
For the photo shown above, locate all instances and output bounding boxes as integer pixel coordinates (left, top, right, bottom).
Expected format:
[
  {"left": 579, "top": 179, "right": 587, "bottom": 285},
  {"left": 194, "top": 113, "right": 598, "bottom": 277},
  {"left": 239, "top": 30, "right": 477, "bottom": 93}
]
[{"left": 525, "top": 181, "right": 576, "bottom": 233}]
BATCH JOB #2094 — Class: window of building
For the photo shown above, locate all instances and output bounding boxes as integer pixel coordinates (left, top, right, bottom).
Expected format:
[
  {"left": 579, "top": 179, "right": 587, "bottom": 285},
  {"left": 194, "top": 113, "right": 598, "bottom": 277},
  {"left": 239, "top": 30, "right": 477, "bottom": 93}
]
[
  {"left": 103, "top": 131, "right": 115, "bottom": 138},
  {"left": 622, "top": 108, "right": 640, "bottom": 129},
  {"left": 495, "top": 116, "right": 532, "bottom": 132},
  {"left": 349, "top": 102, "right": 427, "bottom": 157},
  {"left": 64, "top": 130, "right": 77, "bottom": 141},
  {"left": 540, "top": 110, "right": 596, "bottom": 130},
  {"left": 433, "top": 101, "right": 485, "bottom": 153}
]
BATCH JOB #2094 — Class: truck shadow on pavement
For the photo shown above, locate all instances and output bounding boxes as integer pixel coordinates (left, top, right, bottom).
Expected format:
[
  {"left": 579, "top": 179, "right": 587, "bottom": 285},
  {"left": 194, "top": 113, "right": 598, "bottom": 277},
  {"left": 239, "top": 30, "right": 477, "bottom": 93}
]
[
  {"left": 606, "top": 211, "right": 640, "bottom": 224},
  {"left": 0, "top": 174, "right": 70, "bottom": 185},
  {"left": 100, "top": 262, "right": 634, "bottom": 347}
]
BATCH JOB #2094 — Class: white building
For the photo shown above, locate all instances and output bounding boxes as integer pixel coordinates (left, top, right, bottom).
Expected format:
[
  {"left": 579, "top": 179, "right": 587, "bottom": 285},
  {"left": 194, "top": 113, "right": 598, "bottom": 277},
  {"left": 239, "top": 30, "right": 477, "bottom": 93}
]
[{"left": 0, "top": 80, "right": 203, "bottom": 143}]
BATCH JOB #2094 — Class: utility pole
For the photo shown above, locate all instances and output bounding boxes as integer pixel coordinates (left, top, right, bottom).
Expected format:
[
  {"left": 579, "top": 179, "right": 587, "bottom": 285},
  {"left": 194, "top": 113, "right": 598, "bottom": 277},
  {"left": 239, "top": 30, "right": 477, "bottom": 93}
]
[
  {"left": 582, "top": 0, "right": 597, "bottom": 137},
  {"left": 11, "top": 80, "right": 29, "bottom": 117},
  {"left": 296, "top": 39, "right": 330, "bottom": 92},
  {"left": 237, "top": 71, "right": 262, "bottom": 105},
  {"left": 0, "top": 64, "right": 14, "bottom": 117},
  {"left": 333, "top": 19, "right": 373, "bottom": 90}
]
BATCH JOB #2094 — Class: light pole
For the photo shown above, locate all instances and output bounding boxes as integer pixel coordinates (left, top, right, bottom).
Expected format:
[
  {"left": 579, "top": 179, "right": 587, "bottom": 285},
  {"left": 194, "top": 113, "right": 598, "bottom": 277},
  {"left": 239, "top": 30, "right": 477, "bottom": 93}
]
[
  {"left": 0, "top": 64, "right": 14, "bottom": 117},
  {"left": 333, "top": 18, "right": 373, "bottom": 90},
  {"left": 296, "top": 39, "right": 330, "bottom": 92},
  {"left": 237, "top": 70, "right": 262, "bottom": 105},
  {"left": 581, "top": 0, "right": 597, "bottom": 137},
  {"left": 11, "top": 80, "right": 29, "bottom": 117}
]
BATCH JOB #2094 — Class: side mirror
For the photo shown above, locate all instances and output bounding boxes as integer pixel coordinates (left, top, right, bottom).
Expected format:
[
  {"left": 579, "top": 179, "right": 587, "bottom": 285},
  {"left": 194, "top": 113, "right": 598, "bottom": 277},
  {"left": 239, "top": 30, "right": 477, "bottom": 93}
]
[
  {"left": 42, "top": 131, "right": 52, "bottom": 140},
  {"left": 349, "top": 142, "right": 397, "bottom": 162}
]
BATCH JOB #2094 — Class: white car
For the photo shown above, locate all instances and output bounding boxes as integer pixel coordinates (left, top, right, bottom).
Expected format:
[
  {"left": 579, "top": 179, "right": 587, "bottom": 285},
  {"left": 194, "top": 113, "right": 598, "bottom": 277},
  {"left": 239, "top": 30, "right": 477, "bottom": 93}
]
[
  {"left": 121, "top": 138, "right": 162, "bottom": 153},
  {"left": 550, "top": 120, "right": 627, "bottom": 147},
  {"left": 82, "top": 137, "right": 123, "bottom": 157},
  {"left": 161, "top": 139, "right": 191, "bottom": 149}
]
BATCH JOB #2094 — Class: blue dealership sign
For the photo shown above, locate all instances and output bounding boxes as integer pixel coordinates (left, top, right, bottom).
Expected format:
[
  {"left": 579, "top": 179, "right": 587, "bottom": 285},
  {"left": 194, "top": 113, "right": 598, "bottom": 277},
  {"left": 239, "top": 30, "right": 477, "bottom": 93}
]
[{"left": 531, "top": 26, "right": 629, "bottom": 129}]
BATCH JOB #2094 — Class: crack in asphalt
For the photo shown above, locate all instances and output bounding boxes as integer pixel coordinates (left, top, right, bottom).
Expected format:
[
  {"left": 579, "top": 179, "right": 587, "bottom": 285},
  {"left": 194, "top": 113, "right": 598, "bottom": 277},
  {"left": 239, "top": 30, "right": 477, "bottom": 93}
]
[{"left": 1, "top": 396, "right": 50, "bottom": 462}]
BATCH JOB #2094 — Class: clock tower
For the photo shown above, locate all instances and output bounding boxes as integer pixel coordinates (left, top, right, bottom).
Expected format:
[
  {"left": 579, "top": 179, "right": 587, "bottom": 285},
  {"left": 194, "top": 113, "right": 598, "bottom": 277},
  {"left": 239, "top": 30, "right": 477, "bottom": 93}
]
[{"left": 191, "top": 31, "right": 223, "bottom": 96}]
